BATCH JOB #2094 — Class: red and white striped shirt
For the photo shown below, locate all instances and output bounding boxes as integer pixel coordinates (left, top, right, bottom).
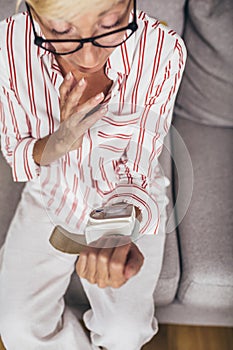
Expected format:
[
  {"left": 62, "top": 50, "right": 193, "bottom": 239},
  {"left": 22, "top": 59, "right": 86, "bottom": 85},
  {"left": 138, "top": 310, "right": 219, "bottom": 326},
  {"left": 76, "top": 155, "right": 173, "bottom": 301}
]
[{"left": 0, "top": 10, "right": 186, "bottom": 235}]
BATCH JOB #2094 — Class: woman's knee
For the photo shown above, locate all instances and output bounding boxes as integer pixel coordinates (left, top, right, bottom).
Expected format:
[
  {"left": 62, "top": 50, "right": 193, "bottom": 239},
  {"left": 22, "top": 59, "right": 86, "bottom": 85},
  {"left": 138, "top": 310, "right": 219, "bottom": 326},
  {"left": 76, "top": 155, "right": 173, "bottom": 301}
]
[
  {"left": 0, "top": 309, "right": 33, "bottom": 346},
  {"left": 93, "top": 316, "right": 158, "bottom": 350},
  {"left": 0, "top": 306, "right": 63, "bottom": 348}
]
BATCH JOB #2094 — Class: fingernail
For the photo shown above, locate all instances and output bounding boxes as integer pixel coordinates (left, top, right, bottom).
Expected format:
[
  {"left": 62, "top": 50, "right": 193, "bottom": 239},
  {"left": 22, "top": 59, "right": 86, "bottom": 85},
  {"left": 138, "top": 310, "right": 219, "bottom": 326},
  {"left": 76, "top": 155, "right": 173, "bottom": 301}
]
[
  {"left": 66, "top": 72, "right": 73, "bottom": 81},
  {"left": 100, "top": 106, "right": 108, "bottom": 114},
  {"left": 79, "top": 78, "right": 85, "bottom": 87},
  {"left": 95, "top": 92, "right": 104, "bottom": 101}
]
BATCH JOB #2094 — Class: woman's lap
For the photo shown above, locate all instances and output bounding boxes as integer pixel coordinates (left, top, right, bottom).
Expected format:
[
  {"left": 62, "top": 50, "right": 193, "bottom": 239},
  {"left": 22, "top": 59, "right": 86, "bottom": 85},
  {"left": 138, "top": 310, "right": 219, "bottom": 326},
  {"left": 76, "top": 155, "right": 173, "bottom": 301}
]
[
  {"left": 0, "top": 180, "right": 89, "bottom": 349},
  {"left": 0, "top": 179, "right": 166, "bottom": 349}
]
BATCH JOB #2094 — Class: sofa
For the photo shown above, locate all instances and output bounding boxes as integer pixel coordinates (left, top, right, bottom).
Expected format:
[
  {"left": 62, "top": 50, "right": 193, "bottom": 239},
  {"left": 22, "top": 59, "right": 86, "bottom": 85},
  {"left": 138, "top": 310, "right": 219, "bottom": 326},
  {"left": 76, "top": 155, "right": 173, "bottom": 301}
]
[{"left": 0, "top": 0, "right": 233, "bottom": 327}]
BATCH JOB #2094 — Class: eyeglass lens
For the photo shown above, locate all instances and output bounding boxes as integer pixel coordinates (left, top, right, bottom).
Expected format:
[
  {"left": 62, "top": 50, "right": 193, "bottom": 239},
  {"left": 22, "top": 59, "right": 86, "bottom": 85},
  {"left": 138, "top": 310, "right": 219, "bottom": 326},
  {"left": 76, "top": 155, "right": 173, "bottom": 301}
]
[{"left": 39, "top": 27, "right": 134, "bottom": 54}]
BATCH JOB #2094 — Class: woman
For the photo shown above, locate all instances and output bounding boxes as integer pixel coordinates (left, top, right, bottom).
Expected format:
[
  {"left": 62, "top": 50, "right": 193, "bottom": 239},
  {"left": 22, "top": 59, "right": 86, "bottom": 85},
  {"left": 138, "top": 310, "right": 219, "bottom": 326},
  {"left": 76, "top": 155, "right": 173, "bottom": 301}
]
[{"left": 0, "top": 0, "right": 186, "bottom": 349}]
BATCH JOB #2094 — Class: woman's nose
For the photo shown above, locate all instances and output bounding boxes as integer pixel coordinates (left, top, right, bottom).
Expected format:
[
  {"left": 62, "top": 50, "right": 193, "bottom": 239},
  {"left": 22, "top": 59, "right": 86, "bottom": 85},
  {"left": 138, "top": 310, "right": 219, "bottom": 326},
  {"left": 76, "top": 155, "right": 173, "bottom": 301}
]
[{"left": 76, "top": 42, "right": 101, "bottom": 68}]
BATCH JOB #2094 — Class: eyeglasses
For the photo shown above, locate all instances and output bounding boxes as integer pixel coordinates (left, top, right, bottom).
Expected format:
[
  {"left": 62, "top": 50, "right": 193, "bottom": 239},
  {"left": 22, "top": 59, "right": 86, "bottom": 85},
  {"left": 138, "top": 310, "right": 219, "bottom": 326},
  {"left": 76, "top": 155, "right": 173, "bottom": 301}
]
[{"left": 25, "top": 0, "right": 138, "bottom": 56}]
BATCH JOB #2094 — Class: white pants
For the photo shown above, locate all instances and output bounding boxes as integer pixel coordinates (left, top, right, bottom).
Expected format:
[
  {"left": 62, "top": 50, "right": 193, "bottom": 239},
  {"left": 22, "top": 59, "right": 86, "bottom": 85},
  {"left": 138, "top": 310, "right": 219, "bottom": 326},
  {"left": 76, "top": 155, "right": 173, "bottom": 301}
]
[{"left": 0, "top": 179, "right": 166, "bottom": 350}]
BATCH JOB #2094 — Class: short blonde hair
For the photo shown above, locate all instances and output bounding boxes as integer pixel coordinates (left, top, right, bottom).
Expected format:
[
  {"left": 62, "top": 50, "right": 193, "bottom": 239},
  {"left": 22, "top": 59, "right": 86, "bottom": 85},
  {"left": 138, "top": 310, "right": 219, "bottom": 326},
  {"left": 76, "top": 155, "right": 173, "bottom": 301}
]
[{"left": 16, "top": 0, "right": 121, "bottom": 20}]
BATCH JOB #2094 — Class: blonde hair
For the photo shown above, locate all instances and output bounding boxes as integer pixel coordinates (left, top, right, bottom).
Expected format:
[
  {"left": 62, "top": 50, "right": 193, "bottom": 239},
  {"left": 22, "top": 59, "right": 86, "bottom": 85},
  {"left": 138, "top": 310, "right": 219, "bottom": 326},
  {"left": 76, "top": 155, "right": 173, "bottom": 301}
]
[{"left": 16, "top": 0, "right": 121, "bottom": 20}]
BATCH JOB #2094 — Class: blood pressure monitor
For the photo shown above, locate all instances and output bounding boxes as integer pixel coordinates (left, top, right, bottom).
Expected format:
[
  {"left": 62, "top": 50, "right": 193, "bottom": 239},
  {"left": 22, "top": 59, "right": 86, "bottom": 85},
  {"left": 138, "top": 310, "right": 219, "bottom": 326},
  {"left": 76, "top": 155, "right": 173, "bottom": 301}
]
[{"left": 85, "top": 202, "right": 138, "bottom": 244}]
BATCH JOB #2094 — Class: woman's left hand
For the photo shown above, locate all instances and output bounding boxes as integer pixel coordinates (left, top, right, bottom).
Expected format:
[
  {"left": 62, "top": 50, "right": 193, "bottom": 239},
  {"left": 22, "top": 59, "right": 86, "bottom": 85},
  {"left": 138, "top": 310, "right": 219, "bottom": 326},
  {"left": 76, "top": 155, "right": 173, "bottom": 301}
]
[{"left": 76, "top": 235, "right": 144, "bottom": 289}]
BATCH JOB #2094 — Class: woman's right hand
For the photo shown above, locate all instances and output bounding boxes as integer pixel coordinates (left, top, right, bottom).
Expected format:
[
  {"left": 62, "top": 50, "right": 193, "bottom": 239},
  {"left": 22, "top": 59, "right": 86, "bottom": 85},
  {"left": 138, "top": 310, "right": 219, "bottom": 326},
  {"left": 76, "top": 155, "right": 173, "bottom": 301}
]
[
  {"left": 33, "top": 72, "right": 106, "bottom": 166},
  {"left": 56, "top": 72, "right": 106, "bottom": 152}
]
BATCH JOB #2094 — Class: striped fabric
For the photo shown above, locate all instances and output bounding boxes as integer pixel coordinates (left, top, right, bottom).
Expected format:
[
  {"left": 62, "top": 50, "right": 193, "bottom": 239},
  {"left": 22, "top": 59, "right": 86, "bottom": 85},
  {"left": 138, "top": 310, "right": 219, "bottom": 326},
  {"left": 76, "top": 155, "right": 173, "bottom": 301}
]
[{"left": 0, "top": 10, "right": 186, "bottom": 235}]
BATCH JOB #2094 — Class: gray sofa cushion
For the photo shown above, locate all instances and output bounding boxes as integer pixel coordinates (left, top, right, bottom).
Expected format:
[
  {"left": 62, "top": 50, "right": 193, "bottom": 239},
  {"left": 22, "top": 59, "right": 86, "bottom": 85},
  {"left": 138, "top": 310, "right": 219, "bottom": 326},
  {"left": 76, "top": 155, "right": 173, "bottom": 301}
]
[
  {"left": 173, "top": 116, "right": 233, "bottom": 308},
  {"left": 138, "top": 0, "right": 186, "bottom": 35},
  {"left": 153, "top": 231, "right": 180, "bottom": 306},
  {"left": 156, "top": 301, "right": 233, "bottom": 326},
  {"left": 175, "top": 0, "right": 233, "bottom": 127},
  {"left": 0, "top": 151, "right": 24, "bottom": 247},
  {"left": 0, "top": 0, "right": 21, "bottom": 20},
  {"left": 152, "top": 133, "right": 180, "bottom": 305}
]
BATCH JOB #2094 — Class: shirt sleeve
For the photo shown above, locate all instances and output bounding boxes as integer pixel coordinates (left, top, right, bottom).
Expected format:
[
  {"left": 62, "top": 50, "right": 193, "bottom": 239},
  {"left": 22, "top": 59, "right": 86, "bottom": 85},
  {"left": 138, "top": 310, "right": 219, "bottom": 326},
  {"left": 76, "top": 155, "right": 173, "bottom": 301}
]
[
  {"left": 0, "top": 32, "right": 40, "bottom": 182},
  {"left": 105, "top": 34, "right": 187, "bottom": 235}
]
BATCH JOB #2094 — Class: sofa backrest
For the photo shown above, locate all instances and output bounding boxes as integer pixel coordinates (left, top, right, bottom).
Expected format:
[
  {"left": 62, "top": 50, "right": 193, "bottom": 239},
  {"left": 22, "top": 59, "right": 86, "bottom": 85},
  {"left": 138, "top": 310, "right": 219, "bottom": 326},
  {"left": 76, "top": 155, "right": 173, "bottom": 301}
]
[{"left": 138, "top": 0, "right": 186, "bottom": 35}]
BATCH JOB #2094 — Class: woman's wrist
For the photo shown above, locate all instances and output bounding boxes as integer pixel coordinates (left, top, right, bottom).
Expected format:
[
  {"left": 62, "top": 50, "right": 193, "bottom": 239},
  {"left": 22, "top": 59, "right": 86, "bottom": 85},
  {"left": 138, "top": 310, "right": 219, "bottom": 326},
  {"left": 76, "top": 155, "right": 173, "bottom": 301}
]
[{"left": 33, "top": 131, "right": 68, "bottom": 166}]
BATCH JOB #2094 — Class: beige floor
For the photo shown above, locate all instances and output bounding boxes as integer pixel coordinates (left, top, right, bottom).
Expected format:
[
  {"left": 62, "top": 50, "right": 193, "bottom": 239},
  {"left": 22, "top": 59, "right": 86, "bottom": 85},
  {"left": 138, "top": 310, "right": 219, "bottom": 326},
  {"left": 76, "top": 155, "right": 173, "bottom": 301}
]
[
  {"left": 1, "top": 325, "right": 233, "bottom": 350},
  {"left": 142, "top": 324, "right": 233, "bottom": 350}
]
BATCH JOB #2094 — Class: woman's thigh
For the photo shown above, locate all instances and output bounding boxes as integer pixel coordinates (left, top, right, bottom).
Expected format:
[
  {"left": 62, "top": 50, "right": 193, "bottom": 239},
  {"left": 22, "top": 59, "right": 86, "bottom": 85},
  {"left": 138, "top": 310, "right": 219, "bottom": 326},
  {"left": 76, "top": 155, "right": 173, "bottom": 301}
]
[{"left": 0, "top": 179, "right": 78, "bottom": 338}]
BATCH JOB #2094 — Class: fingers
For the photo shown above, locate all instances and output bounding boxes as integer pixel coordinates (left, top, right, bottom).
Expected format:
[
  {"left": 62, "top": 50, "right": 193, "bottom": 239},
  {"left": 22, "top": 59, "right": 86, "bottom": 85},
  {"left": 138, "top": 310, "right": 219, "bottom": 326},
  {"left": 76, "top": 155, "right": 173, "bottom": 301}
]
[
  {"left": 76, "top": 92, "right": 105, "bottom": 116},
  {"left": 108, "top": 239, "right": 131, "bottom": 288},
  {"left": 59, "top": 72, "right": 105, "bottom": 123},
  {"left": 85, "top": 249, "right": 98, "bottom": 284},
  {"left": 76, "top": 237, "right": 143, "bottom": 289},
  {"left": 73, "top": 105, "right": 107, "bottom": 136},
  {"left": 76, "top": 239, "right": 115, "bottom": 288},
  {"left": 59, "top": 72, "right": 72, "bottom": 105},
  {"left": 124, "top": 244, "right": 144, "bottom": 280},
  {"left": 57, "top": 72, "right": 107, "bottom": 151},
  {"left": 66, "top": 91, "right": 105, "bottom": 130},
  {"left": 59, "top": 73, "right": 87, "bottom": 121},
  {"left": 76, "top": 250, "right": 87, "bottom": 276},
  {"left": 95, "top": 240, "right": 114, "bottom": 288},
  {"left": 76, "top": 247, "right": 97, "bottom": 284},
  {"left": 59, "top": 72, "right": 77, "bottom": 113}
]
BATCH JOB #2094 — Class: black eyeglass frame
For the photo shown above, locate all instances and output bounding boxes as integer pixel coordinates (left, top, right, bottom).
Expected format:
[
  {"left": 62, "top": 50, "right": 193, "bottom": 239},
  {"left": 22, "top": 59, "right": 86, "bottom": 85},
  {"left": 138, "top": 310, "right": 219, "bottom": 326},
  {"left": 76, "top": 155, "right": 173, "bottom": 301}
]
[{"left": 25, "top": 0, "right": 138, "bottom": 55}]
